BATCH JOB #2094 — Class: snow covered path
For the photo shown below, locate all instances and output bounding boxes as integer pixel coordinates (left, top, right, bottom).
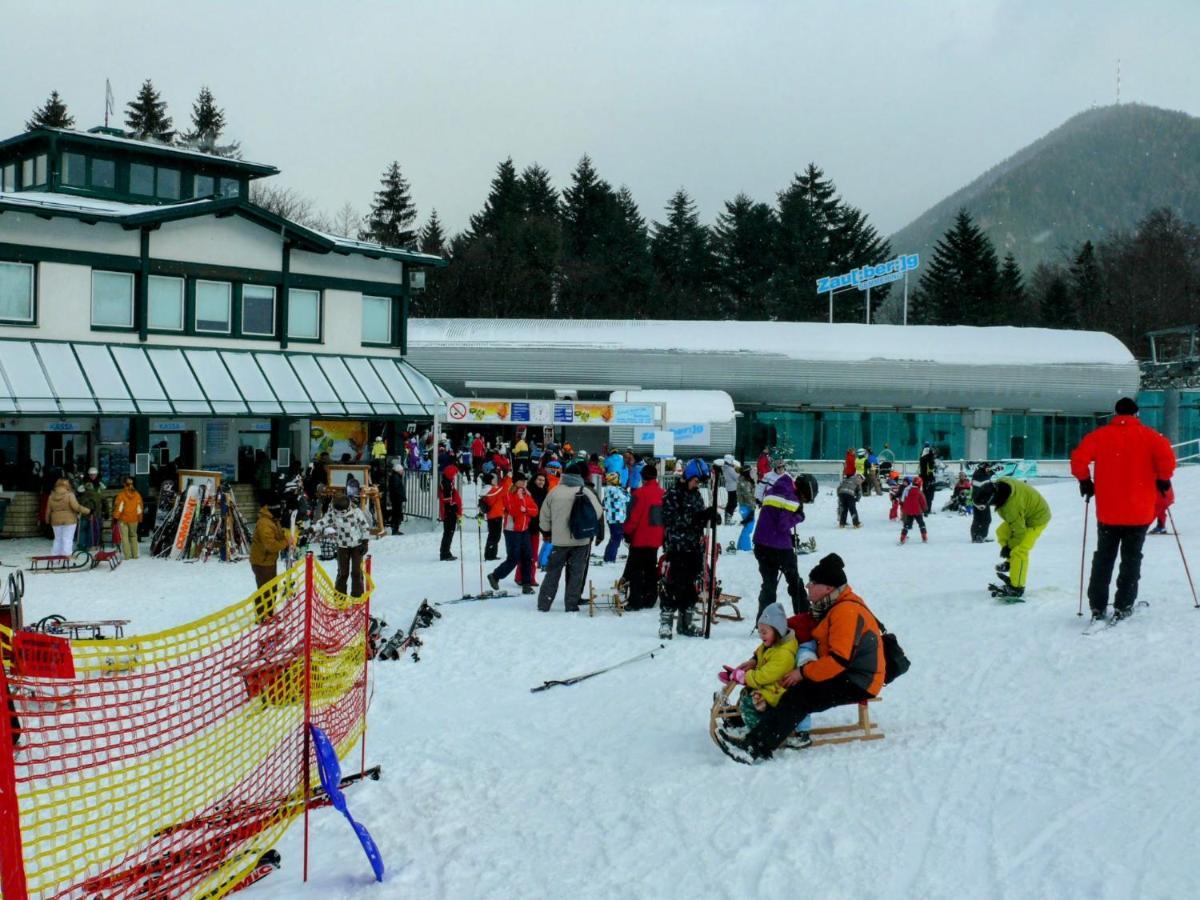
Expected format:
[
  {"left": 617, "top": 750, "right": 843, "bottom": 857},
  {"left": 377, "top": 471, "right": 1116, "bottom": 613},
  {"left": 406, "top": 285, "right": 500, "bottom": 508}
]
[{"left": 7, "top": 472, "right": 1200, "bottom": 899}]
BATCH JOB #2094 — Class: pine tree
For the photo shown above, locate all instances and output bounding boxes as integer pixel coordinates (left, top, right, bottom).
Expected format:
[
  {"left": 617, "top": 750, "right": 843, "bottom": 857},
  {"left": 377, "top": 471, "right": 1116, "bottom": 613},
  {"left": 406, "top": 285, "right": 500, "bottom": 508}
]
[
  {"left": 467, "top": 158, "right": 521, "bottom": 239},
  {"left": 712, "top": 193, "right": 776, "bottom": 319},
  {"left": 360, "top": 161, "right": 418, "bottom": 248},
  {"left": 1038, "top": 272, "right": 1075, "bottom": 329},
  {"left": 559, "top": 155, "right": 621, "bottom": 318},
  {"left": 611, "top": 186, "right": 654, "bottom": 319},
  {"left": 515, "top": 163, "right": 562, "bottom": 316},
  {"left": 419, "top": 210, "right": 446, "bottom": 256},
  {"left": 771, "top": 173, "right": 826, "bottom": 320},
  {"left": 124, "top": 79, "right": 174, "bottom": 141},
  {"left": 910, "top": 209, "right": 1000, "bottom": 325},
  {"left": 26, "top": 90, "right": 74, "bottom": 130},
  {"left": 650, "top": 189, "right": 713, "bottom": 319},
  {"left": 1068, "top": 240, "right": 1101, "bottom": 330},
  {"left": 995, "top": 253, "right": 1029, "bottom": 326},
  {"left": 183, "top": 86, "right": 226, "bottom": 142}
]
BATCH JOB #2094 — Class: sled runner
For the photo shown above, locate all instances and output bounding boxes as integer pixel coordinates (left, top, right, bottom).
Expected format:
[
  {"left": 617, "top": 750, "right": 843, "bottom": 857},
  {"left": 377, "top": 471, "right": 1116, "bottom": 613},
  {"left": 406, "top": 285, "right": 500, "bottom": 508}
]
[
  {"left": 587, "top": 580, "right": 626, "bottom": 616},
  {"left": 27, "top": 551, "right": 94, "bottom": 573},
  {"left": 709, "top": 682, "right": 885, "bottom": 751}
]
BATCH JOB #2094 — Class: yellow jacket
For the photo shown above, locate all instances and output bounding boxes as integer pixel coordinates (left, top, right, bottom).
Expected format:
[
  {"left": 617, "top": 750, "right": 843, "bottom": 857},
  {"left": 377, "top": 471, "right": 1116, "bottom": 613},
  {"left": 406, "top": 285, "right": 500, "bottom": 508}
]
[
  {"left": 250, "top": 507, "right": 289, "bottom": 567},
  {"left": 743, "top": 631, "right": 799, "bottom": 707}
]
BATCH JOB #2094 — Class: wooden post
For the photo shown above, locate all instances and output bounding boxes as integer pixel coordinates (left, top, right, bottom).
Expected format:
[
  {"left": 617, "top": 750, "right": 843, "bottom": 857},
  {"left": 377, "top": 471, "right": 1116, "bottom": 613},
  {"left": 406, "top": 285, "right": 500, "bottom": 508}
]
[
  {"left": 0, "top": 660, "right": 29, "bottom": 900},
  {"left": 302, "top": 551, "right": 314, "bottom": 883}
]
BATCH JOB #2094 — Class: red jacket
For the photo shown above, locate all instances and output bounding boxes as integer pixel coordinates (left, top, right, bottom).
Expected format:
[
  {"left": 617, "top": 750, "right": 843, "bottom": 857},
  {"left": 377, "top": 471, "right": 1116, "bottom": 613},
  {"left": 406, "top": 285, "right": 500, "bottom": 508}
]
[
  {"left": 624, "top": 480, "right": 665, "bottom": 549},
  {"left": 756, "top": 453, "right": 771, "bottom": 479},
  {"left": 491, "top": 452, "right": 511, "bottom": 472},
  {"left": 843, "top": 450, "right": 857, "bottom": 478},
  {"left": 480, "top": 482, "right": 507, "bottom": 520},
  {"left": 901, "top": 485, "right": 927, "bottom": 516},
  {"left": 1070, "top": 415, "right": 1176, "bottom": 525},
  {"left": 471, "top": 437, "right": 486, "bottom": 458},
  {"left": 439, "top": 465, "right": 462, "bottom": 520},
  {"left": 502, "top": 487, "right": 539, "bottom": 532}
]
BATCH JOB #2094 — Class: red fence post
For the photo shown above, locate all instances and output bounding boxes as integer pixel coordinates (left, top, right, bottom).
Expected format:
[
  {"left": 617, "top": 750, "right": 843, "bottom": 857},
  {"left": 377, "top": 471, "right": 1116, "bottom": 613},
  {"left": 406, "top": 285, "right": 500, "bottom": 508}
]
[
  {"left": 361, "top": 555, "right": 372, "bottom": 779},
  {"left": 0, "top": 660, "right": 29, "bottom": 900},
  {"left": 302, "top": 551, "right": 314, "bottom": 883}
]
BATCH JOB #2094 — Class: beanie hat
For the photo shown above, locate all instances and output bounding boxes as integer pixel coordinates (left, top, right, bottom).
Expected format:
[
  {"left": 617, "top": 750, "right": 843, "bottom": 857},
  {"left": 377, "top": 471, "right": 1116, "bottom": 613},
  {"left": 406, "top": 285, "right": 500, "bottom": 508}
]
[
  {"left": 567, "top": 460, "right": 590, "bottom": 477},
  {"left": 512, "top": 470, "right": 529, "bottom": 483},
  {"left": 757, "top": 603, "right": 789, "bottom": 641},
  {"left": 1115, "top": 397, "right": 1139, "bottom": 416},
  {"left": 642, "top": 464, "right": 658, "bottom": 480},
  {"left": 808, "top": 552, "right": 847, "bottom": 588},
  {"left": 787, "top": 611, "right": 817, "bottom": 643},
  {"left": 605, "top": 472, "right": 620, "bottom": 485}
]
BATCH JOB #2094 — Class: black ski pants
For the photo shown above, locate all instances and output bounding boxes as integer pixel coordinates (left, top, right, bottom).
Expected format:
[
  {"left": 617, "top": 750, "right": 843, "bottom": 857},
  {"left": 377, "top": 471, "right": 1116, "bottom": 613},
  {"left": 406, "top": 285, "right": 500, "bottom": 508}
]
[
  {"left": 662, "top": 548, "right": 703, "bottom": 612},
  {"left": 753, "top": 544, "right": 806, "bottom": 617},
  {"left": 837, "top": 495, "right": 860, "bottom": 527},
  {"left": 1088, "top": 522, "right": 1149, "bottom": 615},
  {"left": 336, "top": 543, "right": 365, "bottom": 598},
  {"left": 922, "top": 480, "right": 936, "bottom": 513},
  {"left": 485, "top": 517, "right": 503, "bottom": 560},
  {"left": 970, "top": 504, "right": 991, "bottom": 542},
  {"left": 901, "top": 514, "right": 926, "bottom": 536},
  {"left": 492, "top": 530, "right": 533, "bottom": 585},
  {"left": 538, "top": 544, "right": 591, "bottom": 611},
  {"left": 743, "top": 674, "right": 874, "bottom": 759},
  {"left": 625, "top": 545, "right": 659, "bottom": 609},
  {"left": 389, "top": 496, "right": 405, "bottom": 534},
  {"left": 439, "top": 514, "right": 458, "bottom": 559},
  {"left": 724, "top": 489, "right": 738, "bottom": 518}
]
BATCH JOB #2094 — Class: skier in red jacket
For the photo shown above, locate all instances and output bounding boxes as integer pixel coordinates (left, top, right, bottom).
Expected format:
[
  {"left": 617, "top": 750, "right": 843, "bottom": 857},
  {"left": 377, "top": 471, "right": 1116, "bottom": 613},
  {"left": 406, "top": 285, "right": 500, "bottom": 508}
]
[
  {"left": 622, "top": 464, "right": 665, "bottom": 610},
  {"left": 899, "top": 476, "right": 928, "bottom": 544},
  {"left": 1070, "top": 396, "right": 1176, "bottom": 623}
]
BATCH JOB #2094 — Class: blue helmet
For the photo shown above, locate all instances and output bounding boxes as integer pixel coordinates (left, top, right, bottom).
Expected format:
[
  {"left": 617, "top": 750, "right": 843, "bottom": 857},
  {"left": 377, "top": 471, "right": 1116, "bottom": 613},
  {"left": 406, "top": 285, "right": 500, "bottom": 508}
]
[{"left": 682, "top": 458, "right": 711, "bottom": 481}]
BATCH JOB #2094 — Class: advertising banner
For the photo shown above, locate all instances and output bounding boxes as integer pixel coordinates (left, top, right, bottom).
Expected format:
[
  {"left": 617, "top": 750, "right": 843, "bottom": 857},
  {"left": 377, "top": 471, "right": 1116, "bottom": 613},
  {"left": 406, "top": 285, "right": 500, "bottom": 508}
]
[
  {"left": 636, "top": 422, "right": 710, "bottom": 446},
  {"left": 447, "top": 399, "right": 658, "bottom": 427},
  {"left": 310, "top": 419, "right": 369, "bottom": 461}
]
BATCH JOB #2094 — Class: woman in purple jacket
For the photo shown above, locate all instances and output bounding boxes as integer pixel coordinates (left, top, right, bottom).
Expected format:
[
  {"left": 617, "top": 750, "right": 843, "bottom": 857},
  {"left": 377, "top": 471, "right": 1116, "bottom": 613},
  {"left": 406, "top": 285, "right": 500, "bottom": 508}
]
[{"left": 752, "top": 459, "right": 807, "bottom": 616}]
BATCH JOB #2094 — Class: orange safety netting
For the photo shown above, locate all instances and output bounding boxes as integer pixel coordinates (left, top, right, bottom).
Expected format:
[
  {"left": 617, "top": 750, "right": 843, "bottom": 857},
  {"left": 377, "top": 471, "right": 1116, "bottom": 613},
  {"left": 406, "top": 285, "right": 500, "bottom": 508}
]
[{"left": 0, "top": 556, "right": 371, "bottom": 899}]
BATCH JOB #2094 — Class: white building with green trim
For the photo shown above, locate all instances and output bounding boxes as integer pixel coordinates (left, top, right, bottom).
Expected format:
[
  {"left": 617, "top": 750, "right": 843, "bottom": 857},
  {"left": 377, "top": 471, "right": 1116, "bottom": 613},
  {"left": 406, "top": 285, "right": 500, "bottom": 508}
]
[{"left": 0, "top": 125, "right": 446, "bottom": 532}]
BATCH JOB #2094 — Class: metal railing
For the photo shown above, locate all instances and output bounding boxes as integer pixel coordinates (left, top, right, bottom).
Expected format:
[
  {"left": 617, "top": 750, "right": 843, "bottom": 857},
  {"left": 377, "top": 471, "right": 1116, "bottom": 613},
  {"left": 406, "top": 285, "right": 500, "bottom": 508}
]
[
  {"left": 403, "top": 470, "right": 437, "bottom": 519},
  {"left": 1173, "top": 438, "right": 1200, "bottom": 464}
]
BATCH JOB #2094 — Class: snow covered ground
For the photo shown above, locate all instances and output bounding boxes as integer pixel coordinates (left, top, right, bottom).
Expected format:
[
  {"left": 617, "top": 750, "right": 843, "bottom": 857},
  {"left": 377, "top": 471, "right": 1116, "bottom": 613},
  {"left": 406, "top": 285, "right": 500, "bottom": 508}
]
[{"left": 6, "top": 471, "right": 1200, "bottom": 899}]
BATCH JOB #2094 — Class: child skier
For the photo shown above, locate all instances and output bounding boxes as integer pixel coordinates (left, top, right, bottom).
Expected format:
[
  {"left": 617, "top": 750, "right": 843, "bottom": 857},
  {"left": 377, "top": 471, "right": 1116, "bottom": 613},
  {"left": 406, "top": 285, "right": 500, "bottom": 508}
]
[
  {"left": 888, "top": 473, "right": 904, "bottom": 521},
  {"left": 736, "top": 468, "right": 756, "bottom": 552},
  {"left": 601, "top": 472, "right": 631, "bottom": 563},
  {"left": 1151, "top": 482, "right": 1175, "bottom": 534},
  {"left": 717, "top": 603, "right": 798, "bottom": 730},
  {"left": 836, "top": 473, "right": 862, "bottom": 528},
  {"left": 900, "top": 475, "right": 928, "bottom": 543}
]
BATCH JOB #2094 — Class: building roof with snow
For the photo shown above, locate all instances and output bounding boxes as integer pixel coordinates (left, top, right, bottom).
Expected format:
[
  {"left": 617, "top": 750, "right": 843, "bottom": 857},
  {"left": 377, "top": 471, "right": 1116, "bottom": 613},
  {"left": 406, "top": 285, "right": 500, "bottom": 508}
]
[{"left": 407, "top": 318, "right": 1139, "bottom": 415}]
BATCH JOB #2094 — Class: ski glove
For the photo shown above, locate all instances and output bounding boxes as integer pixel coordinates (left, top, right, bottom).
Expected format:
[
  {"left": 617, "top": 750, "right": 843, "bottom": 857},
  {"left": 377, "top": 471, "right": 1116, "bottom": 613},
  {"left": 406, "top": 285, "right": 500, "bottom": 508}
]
[
  {"left": 1000, "top": 545, "right": 1011, "bottom": 559},
  {"left": 717, "top": 666, "right": 745, "bottom": 685},
  {"left": 1157, "top": 479, "right": 1172, "bottom": 496},
  {"left": 1078, "top": 478, "right": 1095, "bottom": 499}
]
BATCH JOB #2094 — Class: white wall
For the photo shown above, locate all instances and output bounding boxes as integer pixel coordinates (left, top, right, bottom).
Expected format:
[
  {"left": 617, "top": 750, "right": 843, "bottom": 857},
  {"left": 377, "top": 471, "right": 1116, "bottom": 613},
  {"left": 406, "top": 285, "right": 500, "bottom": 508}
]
[
  {"left": 151, "top": 216, "right": 282, "bottom": 271},
  {"left": 322, "top": 289, "right": 364, "bottom": 355},
  {"left": 291, "top": 248, "right": 403, "bottom": 284},
  {"left": 0, "top": 212, "right": 139, "bottom": 255}
]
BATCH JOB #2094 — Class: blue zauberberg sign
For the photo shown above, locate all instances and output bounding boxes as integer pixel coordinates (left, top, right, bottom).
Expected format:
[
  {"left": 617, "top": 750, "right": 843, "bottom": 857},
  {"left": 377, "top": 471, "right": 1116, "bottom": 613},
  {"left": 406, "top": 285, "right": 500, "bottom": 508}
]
[{"left": 816, "top": 253, "right": 920, "bottom": 294}]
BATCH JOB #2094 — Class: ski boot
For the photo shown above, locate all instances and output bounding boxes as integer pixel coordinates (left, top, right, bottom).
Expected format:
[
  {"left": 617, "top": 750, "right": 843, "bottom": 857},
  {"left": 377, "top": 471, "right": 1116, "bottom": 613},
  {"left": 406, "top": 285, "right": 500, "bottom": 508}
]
[
  {"left": 487, "top": 572, "right": 501, "bottom": 592},
  {"left": 921, "top": 530, "right": 928, "bottom": 543},
  {"left": 995, "top": 559, "right": 1010, "bottom": 574},
  {"left": 899, "top": 531, "right": 908, "bottom": 544},
  {"left": 726, "top": 540, "right": 738, "bottom": 553},
  {"left": 677, "top": 606, "right": 701, "bottom": 637},
  {"left": 658, "top": 608, "right": 675, "bottom": 640},
  {"left": 723, "top": 513, "right": 733, "bottom": 526}
]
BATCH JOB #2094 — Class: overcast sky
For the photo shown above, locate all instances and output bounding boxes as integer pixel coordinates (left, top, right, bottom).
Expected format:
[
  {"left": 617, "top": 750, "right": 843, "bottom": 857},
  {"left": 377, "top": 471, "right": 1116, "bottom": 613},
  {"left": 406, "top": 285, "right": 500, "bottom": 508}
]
[{"left": 4, "top": 1, "right": 1198, "bottom": 240}]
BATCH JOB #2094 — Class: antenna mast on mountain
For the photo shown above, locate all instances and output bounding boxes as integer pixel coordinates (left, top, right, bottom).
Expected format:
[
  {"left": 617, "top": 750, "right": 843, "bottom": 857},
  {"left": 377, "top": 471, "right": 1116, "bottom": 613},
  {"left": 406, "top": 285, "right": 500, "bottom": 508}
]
[{"left": 1116, "top": 59, "right": 1121, "bottom": 105}]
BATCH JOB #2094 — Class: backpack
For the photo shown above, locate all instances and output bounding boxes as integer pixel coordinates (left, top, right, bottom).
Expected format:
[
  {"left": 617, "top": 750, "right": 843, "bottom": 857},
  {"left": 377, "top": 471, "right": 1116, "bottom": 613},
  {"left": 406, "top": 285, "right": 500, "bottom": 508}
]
[
  {"left": 875, "top": 618, "right": 910, "bottom": 684},
  {"left": 568, "top": 488, "right": 600, "bottom": 541},
  {"left": 795, "top": 473, "right": 818, "bottom": 503}
]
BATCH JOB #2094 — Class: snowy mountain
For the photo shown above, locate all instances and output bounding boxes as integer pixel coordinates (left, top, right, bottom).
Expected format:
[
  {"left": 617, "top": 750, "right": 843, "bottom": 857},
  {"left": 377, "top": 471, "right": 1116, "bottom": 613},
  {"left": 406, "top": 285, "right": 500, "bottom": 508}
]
[
  {"left": 890, "top": 103, "right": 1200, "bottom": 273},
  {"left": 13, "top": 469, "right": 1200, "bottom": 897}
]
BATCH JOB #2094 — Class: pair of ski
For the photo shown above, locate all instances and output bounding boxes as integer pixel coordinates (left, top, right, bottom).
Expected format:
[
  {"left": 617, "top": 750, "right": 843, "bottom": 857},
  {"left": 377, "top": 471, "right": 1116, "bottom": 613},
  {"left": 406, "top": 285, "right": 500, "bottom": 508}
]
[
  {"left": 376, "top": 601, "right": 441, "bottom": 661},
  {"left": 1081, "top": 601, "right": 1149, "bottom": 635},
  {"left": 436, "top": 589, "right": 513, "bottom": 606}
]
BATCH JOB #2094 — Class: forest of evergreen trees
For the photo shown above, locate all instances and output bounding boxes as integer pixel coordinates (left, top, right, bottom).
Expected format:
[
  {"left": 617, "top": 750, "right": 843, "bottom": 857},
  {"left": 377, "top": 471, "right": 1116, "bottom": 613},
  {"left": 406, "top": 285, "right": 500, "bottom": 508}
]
[{"left": 22, "top": 88, "right": 1200, "bottom": 354}]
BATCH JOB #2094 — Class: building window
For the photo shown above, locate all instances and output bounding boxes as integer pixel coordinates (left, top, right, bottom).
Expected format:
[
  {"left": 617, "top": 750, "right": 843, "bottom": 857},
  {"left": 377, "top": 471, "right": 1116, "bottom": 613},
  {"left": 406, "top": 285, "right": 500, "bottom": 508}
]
[
  {"left": 218, "top": 177, "right": 239, "bottom": 199},
  {"left": 0, "top": 262, "right": 35, "bottom": 323},
  {"left": 62, "top": 152, "right": 87, "bottom": 186},
  {"left": 361, "top": 295, "right": 392, "bottom": 344},
  {"left": 33, "top": 155, "right": 47, "bottom": 186},
  {"left": 91, "top": 158, "right": 116, "bottom": 190},
  {"left": 1, "top": 164, "right": 14, "bottom": 192},
  {"left": 194, "top": 174, "right": 214, "bottom": 197},
  {"left": 130, "top": 163, "right": 154, "bottom": 196},
  {"left": 287, "top": 289, "right": 320, "bottom": 340},
  {"left": 156, "top": 168, "right": 181, "bottom": 200},
  {"left": 91, "top": 271, "right": 134, "bottom": 328},
  {"left": 242, "top": 285, "right": 276, "bottom": 336},
  {"left": 147, "top": 275, "right": 184, "bottom": 331},
  {"left": 195, "top": 280, "right": 232, "bottom": 333}
]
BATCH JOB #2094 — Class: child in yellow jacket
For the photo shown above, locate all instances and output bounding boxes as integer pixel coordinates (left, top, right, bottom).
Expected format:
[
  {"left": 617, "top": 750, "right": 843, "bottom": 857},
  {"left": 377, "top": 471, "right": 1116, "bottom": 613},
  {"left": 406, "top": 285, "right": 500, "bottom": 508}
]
[{"left": 718, "top": 603, "right": 799, "bottom": 728}]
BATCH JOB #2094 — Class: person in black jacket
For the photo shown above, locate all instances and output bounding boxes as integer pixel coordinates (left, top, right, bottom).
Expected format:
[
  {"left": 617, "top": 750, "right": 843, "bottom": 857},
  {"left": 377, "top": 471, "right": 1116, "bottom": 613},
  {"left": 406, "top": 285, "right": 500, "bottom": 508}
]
[
  {"left": 387, "top": 461, "right": 406, "bottom": 535},
  {"left": 970, "top": 462, "right": 994, "bottom": 542},
  {"left": 918, "top": 443, "right": 937, "bottom": 513}
]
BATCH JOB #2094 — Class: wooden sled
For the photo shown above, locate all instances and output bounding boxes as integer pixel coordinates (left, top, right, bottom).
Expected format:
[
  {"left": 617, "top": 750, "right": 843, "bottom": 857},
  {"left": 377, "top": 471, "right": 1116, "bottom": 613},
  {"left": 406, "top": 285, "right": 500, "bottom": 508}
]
[
  {"left": 92, "top": 548, "right": 122, "bottom": 570},
  {"left": 587, "top": 580, "right": 626, "bottom": 617},
  {"left": 705, "top": 592, "right": 743, "bottom": 623},
  {"left": 709, "top": 682, "right": 885, "bottom": 751},
  {"left": 28, "top": 551, "right": 93, "bottom": 573}
]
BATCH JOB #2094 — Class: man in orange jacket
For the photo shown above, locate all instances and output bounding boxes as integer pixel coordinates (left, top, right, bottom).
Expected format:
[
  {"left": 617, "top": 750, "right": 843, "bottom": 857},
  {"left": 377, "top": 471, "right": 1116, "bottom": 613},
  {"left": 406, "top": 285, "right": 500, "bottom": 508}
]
[
  {"left": 715, "top": 553, "right": 884, "bottom": 763},
  {"left": 1070, "top": 397, "right": 1176, "bottom": 624}
]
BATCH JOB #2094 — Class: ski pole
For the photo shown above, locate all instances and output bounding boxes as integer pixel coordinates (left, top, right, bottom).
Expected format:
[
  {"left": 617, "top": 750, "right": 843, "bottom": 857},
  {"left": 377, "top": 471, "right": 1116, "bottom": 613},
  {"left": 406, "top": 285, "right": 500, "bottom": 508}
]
[
  {"left": 530, "top": 644, "right": 666, "bottom": 692},
  {"left": 1166, "top": 507, "right": 1199, "bottom": 609},
  {"left": 1077, "top": 497, "right": 1090, "bottom": 617},
  {"left": 476, "top": 512, "right": 484, "bottom": 595},
  {"left": 458, "top": 516, "right": 466, "bottom": 598}
]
